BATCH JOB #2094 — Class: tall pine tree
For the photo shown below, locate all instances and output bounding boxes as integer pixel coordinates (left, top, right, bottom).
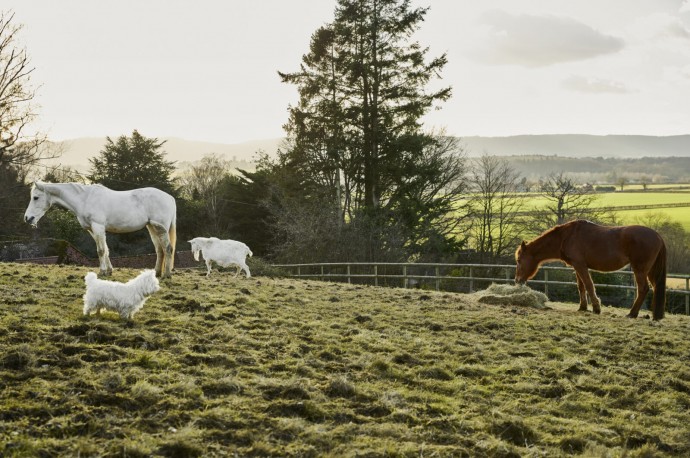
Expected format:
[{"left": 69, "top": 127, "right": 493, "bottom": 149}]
[{"left": 277, "top": 0, "right": 466, "bottom": 261}]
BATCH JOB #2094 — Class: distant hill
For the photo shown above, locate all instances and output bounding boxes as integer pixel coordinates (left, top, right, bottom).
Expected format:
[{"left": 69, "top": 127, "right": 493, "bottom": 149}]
[
  {"left": 45, "top": 134, "right": 690, "bottom": 170},
  {"left": 46, "top": 137, "right": 285, "bottom": 170},
  {"left": 460, "top": 134, "right": 690, "bottom": 158}
]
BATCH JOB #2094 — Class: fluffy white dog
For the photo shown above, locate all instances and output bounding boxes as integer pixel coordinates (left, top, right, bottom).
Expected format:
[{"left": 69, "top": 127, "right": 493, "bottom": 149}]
[{"left": 83, "top": 269, "right": 160, "bottom": 319}]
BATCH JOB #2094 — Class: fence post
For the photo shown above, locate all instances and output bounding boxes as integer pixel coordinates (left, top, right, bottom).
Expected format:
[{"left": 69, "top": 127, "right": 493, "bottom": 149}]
[
  {"left": 469, "top": 266, "right": 473, "bottom": 293},
  {"left": 347, "top": 264, "right": 351, "bottom": 284},
  {"left": 505, "top": 266, "right": 511, "bottom": 283},
  {"left": 297, "top": 266, "right": 301, "bottom": 278},
  {"left": 403, "top": 264, "right": 408, "bottom": 288},
  {"left": 435, "top": 266, "right": 440, "bottom": 291},
  {"left": 544, "top": 269, "right": 549, "bottom": 296},
  {"left": 686, "top": 277, "right": 689, "bottom": 316},
  {"left": 374, "top": 265, "right": 378, "bottom": 287},
  {"left": 320, "top": 265, "right": 324, "bottom": 281}
]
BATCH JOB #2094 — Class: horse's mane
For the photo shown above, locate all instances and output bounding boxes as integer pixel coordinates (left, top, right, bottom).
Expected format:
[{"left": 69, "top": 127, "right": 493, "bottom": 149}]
[
  {"left": 529, "top": 220, "right": 589, "bottom": 245},
  {"left": 42, "top": 182, "right": 101, "bottom": 197},
  {"left": 517, "top": 220, "right": 590, "bottom": 260},
  {"left": 532, "top": 222, "right": 565, "bottom": 242}
]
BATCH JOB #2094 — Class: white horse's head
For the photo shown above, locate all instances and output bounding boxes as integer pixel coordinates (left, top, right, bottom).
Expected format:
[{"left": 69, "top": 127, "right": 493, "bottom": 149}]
[
  {"left": 188, "top": 238, "right": 202, "bottom": 261},
  {"left": 24, "top": 181, "right": 51, "bottom": 227}
]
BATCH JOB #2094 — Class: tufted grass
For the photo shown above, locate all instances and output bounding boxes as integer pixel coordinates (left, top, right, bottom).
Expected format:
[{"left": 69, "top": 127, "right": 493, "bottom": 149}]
[{"left": 1, "top": 262, "right": 689, "bottom": 457}]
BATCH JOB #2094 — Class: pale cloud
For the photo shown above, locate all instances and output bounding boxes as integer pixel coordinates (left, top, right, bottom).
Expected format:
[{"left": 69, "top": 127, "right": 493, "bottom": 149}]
[
  {"left": 663, "top": 64, "right": 690, "bottom": 83},
  {"left": 562, "top": 76, "right": 633, "bottom": 94},
  {"left": 470, "top": 10, "right": 625, "bottom": 67},
  {"left": 681, "top": 1, "right": 690, "bottom": 13},
  {"left": 628, "top": 13, "right": 690, "bottom": 41}
]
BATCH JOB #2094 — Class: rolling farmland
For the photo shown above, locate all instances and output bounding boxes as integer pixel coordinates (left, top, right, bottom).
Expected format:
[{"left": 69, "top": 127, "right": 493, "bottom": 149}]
[{"left": 521, "top": 189, "right": 690, "bottom": 231}]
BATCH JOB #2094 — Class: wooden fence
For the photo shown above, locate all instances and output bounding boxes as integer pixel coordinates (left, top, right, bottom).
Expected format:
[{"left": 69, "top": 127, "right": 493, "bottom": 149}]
[{"left": 273, "top": 262, "right": 690, "bottom": 316}]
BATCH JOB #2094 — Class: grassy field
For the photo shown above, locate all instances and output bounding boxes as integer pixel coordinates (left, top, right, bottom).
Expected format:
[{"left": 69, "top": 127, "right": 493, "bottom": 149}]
[
  {"left": 1, "top": 263, "right": 690, "bottom": 457},
  {"left": 516, "top": 190, "right": 690, "bottom": 232},
  {"left": 617, "top": 184, "right": 690, "bottom": 192},
  {"left": 595, "top": 192, "right": 690, "bottom": 208},
  {"left": 616, "top": 208, "right": 690, "bottom": 233},
  {"left": 522, "top": 192, "right": 690, "bottom": 212}
]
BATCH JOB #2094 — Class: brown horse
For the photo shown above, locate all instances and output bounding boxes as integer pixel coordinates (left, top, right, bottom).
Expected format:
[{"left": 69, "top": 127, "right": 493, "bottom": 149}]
[{"left": 515, "top": 220, "right": 666, "bottom": 320}]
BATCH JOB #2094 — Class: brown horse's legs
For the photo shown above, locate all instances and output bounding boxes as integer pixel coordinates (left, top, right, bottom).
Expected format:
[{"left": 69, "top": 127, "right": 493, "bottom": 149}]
[
  {"left": 573, "top": 265, "right": 601, "bottom": 314},
  {"left": 627, "top": 269, "right": 650, "bottom": 318},
  {"left": 575, "top": 273, "right": 589, "bottom": 311}
]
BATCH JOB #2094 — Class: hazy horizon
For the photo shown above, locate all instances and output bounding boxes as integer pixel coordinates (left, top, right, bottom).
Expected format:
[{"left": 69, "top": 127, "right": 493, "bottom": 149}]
[
  {"left": 4, "top": 1, "right": 690, "bottom": 144},
  {"left": 45, "top": 134, "right": 690, "bottom": 173}
]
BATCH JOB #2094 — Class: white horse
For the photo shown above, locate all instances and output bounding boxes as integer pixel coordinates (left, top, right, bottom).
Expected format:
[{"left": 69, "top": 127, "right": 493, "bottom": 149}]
[{"left": 24, "top": 182, "right": 177, "bottom": 278}]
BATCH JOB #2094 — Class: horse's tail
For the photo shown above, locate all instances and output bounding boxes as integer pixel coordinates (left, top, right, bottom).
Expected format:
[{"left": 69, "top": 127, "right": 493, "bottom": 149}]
[
  {"left": 650, "top": 239, "right": 667, "bottom": 320},
  {"left": 168, "top": 218, "right": 177, "bottom": 272}
]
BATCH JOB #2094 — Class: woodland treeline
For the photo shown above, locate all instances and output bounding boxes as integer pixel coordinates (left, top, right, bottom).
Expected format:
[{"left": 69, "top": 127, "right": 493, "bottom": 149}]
[
  {"left": 505, "top": 155, "right": 690, "bottom": 185},
  {"left": 1, "top": 3, "right": 690, "bottom": 273}
]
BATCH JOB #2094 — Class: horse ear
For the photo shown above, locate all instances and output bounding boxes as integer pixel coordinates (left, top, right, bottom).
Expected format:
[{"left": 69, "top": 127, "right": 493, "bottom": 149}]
[
  {"left": 521, "top": 240, "right": 527, "bottom": 249},
  {"left": 34, "top": 181, "right": 45, "bottom": 191}
]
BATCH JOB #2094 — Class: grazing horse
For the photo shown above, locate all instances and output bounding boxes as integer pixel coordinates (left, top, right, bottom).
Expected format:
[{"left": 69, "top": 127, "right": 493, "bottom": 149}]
[
  {"left": 24, "top": 182, "right": 177, "bottom": 278},
  {"left": 515, "top": 220, "right": 666, "bottom": 320}
]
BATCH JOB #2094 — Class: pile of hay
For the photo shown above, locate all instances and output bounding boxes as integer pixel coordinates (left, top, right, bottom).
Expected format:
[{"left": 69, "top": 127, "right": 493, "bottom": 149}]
[{"left": 474, "top": 283, "right": 549, "bottom": 309}]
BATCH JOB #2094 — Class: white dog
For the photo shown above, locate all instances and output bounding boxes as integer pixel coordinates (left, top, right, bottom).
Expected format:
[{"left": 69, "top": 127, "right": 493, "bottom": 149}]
[{"left": 83, "top": 269, "right": 160, "bottom": 319}]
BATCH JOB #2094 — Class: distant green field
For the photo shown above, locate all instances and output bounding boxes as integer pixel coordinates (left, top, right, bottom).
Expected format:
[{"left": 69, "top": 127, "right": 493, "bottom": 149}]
[
  {"left": 617, "top": 183, "right": 690, "bottom": 191},
  {"left": 616, "top": 207, "right": 690, "bottom": 230},
  {"left": 523, "top": 192, "right": 690, "bottom": 211},
  {"left": 519, "top": 191, "right": 690, "bottom": 231},
  {"left": 595, "top": 192, "right": 690, "bottom": 208}
]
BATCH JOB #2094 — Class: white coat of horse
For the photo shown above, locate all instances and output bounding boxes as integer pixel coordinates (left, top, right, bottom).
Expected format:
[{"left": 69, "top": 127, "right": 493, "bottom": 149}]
[{"left": 24, "top": 182, "right": 177, "bottom": 278}]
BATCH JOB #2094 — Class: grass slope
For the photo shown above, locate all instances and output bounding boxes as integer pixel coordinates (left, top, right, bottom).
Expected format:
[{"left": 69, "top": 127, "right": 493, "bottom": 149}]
[{"left": 1, "top": 263, "right": 689, "bottom": 457}]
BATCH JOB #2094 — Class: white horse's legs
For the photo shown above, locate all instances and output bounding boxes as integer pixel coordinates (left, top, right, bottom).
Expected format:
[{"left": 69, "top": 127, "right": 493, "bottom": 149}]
[
  {"left": 89, "top": 225, "right": 112, "bottom": 276},
  {"left": 146, "top": 225, "right": 164, "bottom": 277},
  {"left": 147, "top": 223, "right": 173, "bottom": 278},
  {"left": 240, "top": 262, "right": 251, "bottom": 278},
  {"left": 231, "top": 263, "right": 251, "bottom": 278},
  {"left": 206, "top": 259, "right": 213, "bottom": 276}
]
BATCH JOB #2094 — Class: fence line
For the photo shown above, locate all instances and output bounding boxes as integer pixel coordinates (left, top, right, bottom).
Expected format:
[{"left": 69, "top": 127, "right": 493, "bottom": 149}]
[
  {"left": 273, "top": 262, "right": 690, "bottom": 316},
  {"left": 513, "top": 201, "right": 690, "bottom": 217}
]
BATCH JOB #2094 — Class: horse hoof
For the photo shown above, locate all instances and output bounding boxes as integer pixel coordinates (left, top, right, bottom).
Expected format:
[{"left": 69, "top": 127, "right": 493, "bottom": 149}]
[{"left": 626, "top": 313, "right": 638, "bottom": 319}]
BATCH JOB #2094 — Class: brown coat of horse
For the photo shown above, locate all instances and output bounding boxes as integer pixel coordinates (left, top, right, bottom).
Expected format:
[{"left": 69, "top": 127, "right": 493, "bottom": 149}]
[{"left": 515, "top": 220, "right": 666, "bottom": 320}]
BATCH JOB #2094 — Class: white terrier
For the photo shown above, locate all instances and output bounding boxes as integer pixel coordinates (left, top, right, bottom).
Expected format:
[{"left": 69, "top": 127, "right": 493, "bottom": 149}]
[{"left": 83, "top": 270, "right": 160, "bottom": 319}]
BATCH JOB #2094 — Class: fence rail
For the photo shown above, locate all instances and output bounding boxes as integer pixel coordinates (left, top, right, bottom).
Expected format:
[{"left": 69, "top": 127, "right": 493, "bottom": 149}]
[{"left": 273, "top": 262, "right": 690, "bottom": 316}]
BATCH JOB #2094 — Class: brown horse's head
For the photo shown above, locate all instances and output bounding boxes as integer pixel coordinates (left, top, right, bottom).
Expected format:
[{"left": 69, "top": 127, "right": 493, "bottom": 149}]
[{"left": 515, "top": 241, "right": 539, "bottom": 285}]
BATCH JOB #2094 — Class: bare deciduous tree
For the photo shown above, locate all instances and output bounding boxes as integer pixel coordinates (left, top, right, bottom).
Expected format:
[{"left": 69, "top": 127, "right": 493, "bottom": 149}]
[
  {"left": 616, "top": 176, "right": 628, "bottom": 191},
  {"left": 634, "top": 211, "right": 690, "bottom": 273},
  {"left": 0, "top": 11, "right": 56, "bottom": 239},
  {"left": 526, "top": 172, "right": 612, "bottom": 235},
  {"left": 180, "top": 154, "right": 232, "bottom": 234},
  {"left": 470, "top": 153, "right": 526, "bottom": 262},
  {"left": 0, "top": 11, "right": 53, "bottom": 169}
]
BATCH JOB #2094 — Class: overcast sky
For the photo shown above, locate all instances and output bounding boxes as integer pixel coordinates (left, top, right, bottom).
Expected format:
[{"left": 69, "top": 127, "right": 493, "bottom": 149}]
[{"left": 5, "top": 0, "right": 690, "bottom": 143}]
